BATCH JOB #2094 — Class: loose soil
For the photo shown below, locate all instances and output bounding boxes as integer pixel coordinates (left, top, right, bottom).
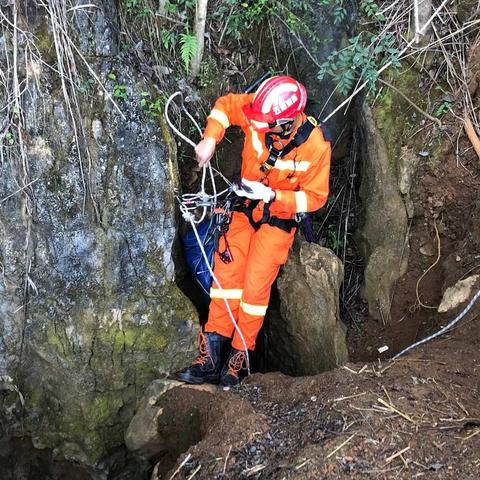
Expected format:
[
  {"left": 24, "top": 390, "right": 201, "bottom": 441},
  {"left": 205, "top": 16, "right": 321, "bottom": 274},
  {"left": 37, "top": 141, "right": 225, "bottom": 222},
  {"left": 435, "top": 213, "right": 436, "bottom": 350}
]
[
  {"left": 163, "top": 306, "right": 479, "bottom": 479},
  {"left": 349, "top": 114, "right": 480, "bottom": 363}
]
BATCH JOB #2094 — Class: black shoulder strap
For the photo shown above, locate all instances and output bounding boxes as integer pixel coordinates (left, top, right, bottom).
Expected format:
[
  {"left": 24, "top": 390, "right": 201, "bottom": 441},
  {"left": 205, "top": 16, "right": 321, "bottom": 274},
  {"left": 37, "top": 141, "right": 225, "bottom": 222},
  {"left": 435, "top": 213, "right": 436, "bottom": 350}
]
[
  {"left": 280, "top": 116, "right": 317, "bottom": 157},
  {"left": 263, "top": 117, "right": 331, "bottom": 171}
]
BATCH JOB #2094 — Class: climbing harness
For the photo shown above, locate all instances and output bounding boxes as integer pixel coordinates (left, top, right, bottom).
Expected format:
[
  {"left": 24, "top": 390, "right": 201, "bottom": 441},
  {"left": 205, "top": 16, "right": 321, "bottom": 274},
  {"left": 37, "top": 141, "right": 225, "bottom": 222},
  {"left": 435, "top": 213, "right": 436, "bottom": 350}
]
[
  {"left": 234, "top": 199, "right": 298, "bottom": 234},
  {"left": 165, "top": 91, "right": 251, "bottom": 374},
  {"left": 254, "top": 113, "right": 330, "bottom": 241},
  {"left": 392, "top": 288, "right": 480, "bottom": 360}
]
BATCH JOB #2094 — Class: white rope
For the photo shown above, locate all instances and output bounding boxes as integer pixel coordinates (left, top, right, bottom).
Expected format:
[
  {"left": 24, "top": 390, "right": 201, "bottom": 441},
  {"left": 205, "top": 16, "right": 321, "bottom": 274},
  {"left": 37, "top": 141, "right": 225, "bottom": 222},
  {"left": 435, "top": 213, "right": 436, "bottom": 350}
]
[
  {"left": 164, "top": 91, "right": 231, "bottom": 224},
  {"left": 165, "top": 92, "right": 197, "bottom": 148},
  {"left": 179, "top": 204, "right": 251, "bottom": 374},
  {"left": 165, "top": 92, "right": 251, "bottom": 372},
  {"left": 392, "top": 289, "right": 480, "bottom": 360}
]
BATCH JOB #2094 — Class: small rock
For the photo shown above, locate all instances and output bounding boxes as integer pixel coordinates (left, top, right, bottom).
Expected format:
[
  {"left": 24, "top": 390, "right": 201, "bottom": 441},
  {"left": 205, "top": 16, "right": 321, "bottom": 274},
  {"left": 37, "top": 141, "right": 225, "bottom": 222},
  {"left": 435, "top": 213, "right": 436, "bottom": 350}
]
[
  {"left": 438, "top": 275, "right": 480, "bottom": 313},
  {"left": 310, "top": 396, "right": 317, "bottom": 402},
  {"left": 91, "top": 119, "right": 103, "bottom": 140},
  {"left": 154, "top": 65, "right": 172, "bottom": 76},
  {"left": 440, "top": 93, "right": 454, "bottom": 102}
]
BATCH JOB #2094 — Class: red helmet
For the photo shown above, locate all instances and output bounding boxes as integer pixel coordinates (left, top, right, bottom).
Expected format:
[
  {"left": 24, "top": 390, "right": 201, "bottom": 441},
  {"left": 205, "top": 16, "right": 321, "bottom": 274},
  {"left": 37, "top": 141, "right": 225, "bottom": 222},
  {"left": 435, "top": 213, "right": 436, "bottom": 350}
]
[{"left": 243, "top": 76, "right": 307, "bottom": 124}]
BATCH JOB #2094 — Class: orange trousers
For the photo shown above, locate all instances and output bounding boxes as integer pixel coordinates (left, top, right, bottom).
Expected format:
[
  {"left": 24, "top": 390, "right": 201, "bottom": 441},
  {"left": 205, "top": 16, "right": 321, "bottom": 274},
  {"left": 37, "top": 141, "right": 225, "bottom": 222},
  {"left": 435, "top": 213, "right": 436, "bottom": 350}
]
[{"left": 204, "top": 211, "right": 295, "bottom": 350}]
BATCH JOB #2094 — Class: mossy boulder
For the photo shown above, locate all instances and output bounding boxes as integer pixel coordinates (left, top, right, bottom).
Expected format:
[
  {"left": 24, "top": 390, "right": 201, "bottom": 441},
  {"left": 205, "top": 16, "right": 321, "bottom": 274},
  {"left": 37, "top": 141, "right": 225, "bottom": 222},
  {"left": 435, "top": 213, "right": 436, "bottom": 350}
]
[
  {"left": 355, "top": 100, "right": 409, "bottom": 322},
  {"left": 0, "top": 1, "right": 197, "bottom": 476},
  {"left": 355, "top": 65, "right": 452, "bottom": 322}
]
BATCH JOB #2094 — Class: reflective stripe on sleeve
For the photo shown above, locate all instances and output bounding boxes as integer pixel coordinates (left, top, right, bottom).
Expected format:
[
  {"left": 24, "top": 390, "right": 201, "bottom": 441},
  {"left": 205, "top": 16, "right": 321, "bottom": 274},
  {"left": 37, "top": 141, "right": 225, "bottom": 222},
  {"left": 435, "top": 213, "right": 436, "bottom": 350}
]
[
  {"left": 295, "top": 191, "right": 308, "bottom": 212},
  {"left": 240, "top": 300, "right": 268, "bottom": 316},
  {"left": 210, "top": 288, "right": 243, "bottom": 299},
  {"left": 208, "top": 109, "right": 230, "bottom": 129},
  {"left": 249, "top": 127, "right": 265, "bottom": 158},
  {"left": 274, "top": 160, "right": 310, "bottom": 172}
]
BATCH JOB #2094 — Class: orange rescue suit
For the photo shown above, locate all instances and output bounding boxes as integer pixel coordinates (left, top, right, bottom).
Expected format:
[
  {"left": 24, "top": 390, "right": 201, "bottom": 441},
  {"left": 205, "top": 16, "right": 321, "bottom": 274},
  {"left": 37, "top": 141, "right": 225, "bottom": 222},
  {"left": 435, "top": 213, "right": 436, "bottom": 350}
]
[{"left": 203, "top": 93, "right": 331, "bottom": 350}]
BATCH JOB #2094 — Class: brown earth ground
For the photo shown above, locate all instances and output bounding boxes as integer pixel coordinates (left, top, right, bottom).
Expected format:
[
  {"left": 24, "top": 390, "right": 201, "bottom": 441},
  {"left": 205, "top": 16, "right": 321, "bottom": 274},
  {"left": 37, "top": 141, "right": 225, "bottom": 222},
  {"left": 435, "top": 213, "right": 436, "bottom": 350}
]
[
  {"left": 161, "top": 301, "right": 479, "bottom": 479},
  {"left": 349, "top": 131, "right": 480, "bottom": 363}
]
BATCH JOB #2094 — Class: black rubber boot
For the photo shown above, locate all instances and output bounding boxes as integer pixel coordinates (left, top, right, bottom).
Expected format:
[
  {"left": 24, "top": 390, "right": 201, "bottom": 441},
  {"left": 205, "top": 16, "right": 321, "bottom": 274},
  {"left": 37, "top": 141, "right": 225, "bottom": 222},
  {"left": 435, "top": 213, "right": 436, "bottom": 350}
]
[
  {"left": 174, "top": 332, "right": 230, "bottom": 385},
  {"left": 220, "top": 348, "right": 248, "bottom": 388}
]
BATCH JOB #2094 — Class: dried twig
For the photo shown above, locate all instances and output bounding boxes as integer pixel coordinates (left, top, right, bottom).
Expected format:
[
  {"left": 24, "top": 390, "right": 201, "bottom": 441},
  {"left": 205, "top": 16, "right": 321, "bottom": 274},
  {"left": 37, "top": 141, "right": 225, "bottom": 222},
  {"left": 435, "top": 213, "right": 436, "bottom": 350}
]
[
  {"left": 342, "top": 365, "right": 361, "bottom": 374},
  {"left": 187, "top": 464, "right": 202, "bottom": 480},
  {"left": 244, "top": 464, "right": 266, "bottom": 477},
  {"left": 1, "top": 178, "right": 39, "bottom": 204},
  {"left": 385, "top": 446, "right": 411, "bottom": 465},
  {"left": 326, "top": 433, "right": 356, "bottom": 459},
  {"left": 332, "top": 392, "right": 367, "bottom": 402},
  {"left": 464, "top": 114, "right": 480, "bottom": 160},
  {"left": 169, "top": 453, "right": 192, "bottom": 480},
  {"left": 295, "top": 458, "right": 310, "bottom": 470},
  {"left": 378, "top": 78, "right": 441, "bottom": 126},
  {"left": 223, "top": 445, "right": 232, "bottom": 474},
  {"left": 377, "top": 398, "right": 415, "bottom": 423},
  {"left": 460, "top": 429, "right": 480, "bottom": 441}
]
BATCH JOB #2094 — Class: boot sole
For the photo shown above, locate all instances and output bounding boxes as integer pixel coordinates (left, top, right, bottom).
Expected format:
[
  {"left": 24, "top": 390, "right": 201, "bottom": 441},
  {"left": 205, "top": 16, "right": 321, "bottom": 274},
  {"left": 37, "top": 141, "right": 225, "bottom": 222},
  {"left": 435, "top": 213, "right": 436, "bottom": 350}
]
[
  {"left": 219, "top": 378, "right": 241, "bottom": 388},
  {"left": 175, "top": 371, "right": 220, "bottom": 385}
]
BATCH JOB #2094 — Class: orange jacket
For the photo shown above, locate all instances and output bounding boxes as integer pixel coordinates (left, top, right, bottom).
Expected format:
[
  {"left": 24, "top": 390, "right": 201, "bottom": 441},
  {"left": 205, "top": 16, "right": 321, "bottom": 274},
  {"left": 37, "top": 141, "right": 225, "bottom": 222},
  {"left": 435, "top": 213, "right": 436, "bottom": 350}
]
[{"left": 203, "top": 93, "right": 331, "bottom": 219}]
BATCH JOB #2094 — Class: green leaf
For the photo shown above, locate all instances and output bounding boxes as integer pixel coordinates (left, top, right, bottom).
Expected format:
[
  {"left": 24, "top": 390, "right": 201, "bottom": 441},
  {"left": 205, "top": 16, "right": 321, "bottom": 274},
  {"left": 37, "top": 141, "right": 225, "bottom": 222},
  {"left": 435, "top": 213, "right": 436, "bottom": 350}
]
[
  {"left": 6, "top": 132, "right": 15, "bottom": 145},
  {"left": 179, "top": 32, "right": 197, "bottom": 73}
]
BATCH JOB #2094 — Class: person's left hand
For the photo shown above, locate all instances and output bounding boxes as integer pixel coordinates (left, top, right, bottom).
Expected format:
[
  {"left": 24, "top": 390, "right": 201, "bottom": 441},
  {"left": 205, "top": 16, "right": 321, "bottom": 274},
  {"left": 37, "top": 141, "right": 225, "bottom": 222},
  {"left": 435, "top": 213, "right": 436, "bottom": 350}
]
[{"left": 233, "top": 178, "right": 275, "bottom": 203}]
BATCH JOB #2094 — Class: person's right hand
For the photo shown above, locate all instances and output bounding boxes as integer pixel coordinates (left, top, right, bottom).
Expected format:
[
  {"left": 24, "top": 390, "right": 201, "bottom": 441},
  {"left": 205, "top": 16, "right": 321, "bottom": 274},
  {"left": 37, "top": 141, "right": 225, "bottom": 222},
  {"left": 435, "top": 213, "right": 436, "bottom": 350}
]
[{"left": 195, "top": 137, "right": 216, "bottom": 167}]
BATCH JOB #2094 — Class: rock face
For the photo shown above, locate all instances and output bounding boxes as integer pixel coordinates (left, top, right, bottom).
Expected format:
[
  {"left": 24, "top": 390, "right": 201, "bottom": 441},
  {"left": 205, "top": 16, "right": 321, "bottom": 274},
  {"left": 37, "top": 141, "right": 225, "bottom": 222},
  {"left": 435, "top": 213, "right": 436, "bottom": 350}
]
[
  {"left": 269, "top": 241, "right": 348, "bottom": 376},
  {"left": 125, "top": 379, "right": 183, "bottom": 460},
  {"left": 356, "top": 102, "right": 409, "bottom": 322},
  {"left": 0, "top": 1, "right": 197, "bottom": 475}
]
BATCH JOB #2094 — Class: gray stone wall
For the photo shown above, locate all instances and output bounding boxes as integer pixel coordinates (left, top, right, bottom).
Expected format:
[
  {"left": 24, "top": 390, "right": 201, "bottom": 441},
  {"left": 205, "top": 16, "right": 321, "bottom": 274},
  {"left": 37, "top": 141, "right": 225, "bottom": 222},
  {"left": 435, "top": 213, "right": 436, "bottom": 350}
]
[{"left": 0, "top": 0, "right": 197, "bottom": 471}]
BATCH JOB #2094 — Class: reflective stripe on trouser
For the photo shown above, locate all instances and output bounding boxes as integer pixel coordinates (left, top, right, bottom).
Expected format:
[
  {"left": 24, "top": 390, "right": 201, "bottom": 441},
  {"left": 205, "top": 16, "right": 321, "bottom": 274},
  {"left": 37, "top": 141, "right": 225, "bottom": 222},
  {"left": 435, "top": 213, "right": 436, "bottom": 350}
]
[{"left": 204, "top": 211, "right": 295, "bottom": 350}]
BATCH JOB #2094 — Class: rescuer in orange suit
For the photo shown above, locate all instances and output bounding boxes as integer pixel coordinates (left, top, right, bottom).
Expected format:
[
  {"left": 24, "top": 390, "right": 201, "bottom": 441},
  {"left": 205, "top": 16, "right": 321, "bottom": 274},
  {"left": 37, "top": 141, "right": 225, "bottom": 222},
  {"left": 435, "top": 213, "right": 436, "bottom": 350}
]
[{"left": 176, "top": 76, "right": 331, "bottom": 387}]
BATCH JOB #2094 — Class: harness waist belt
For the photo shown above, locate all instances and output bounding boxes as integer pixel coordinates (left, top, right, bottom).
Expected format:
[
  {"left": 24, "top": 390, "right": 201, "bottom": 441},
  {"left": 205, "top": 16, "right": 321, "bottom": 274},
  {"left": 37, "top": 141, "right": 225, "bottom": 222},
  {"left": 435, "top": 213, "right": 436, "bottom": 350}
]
[{"left": 234, "top": 199, "right": 297, "bottom": 233}]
